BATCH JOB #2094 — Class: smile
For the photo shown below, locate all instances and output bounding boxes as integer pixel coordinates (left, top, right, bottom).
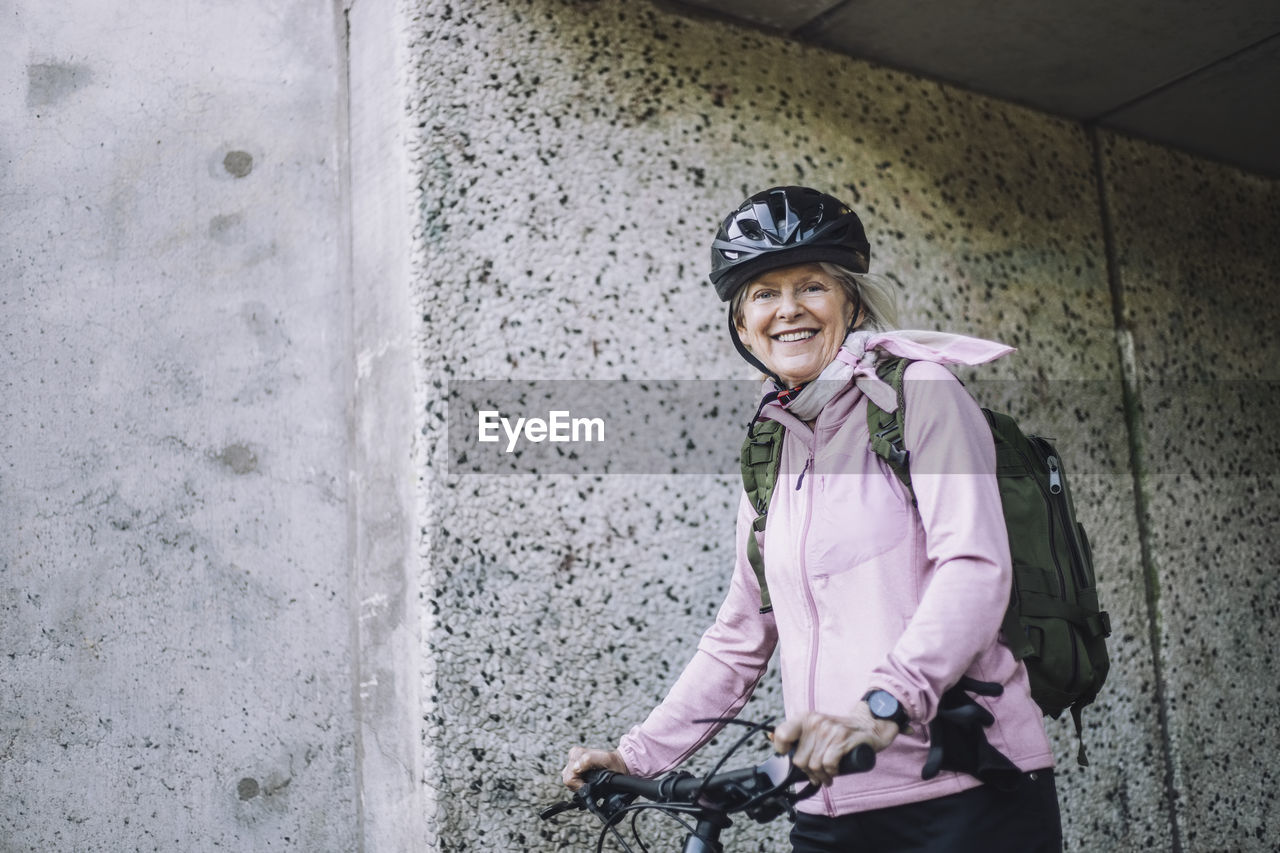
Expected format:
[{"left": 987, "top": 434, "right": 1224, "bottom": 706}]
[{"left": 774, "top": 330, "right": 818, "bottom": 343}]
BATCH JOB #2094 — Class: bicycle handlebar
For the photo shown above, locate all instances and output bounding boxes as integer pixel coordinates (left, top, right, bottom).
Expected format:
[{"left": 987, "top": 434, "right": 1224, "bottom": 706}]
[
  {"left": 582, "top": 742, "right": 876, "bottom": 806},
  {"left": 541, "top": 742, "right": 876, "bottom": 840}
]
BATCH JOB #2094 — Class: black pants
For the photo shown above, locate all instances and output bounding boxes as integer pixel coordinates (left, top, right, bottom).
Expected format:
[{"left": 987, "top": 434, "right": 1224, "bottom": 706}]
[{"left": 790, "top": 770, "right": 1061, "bottom": 853}]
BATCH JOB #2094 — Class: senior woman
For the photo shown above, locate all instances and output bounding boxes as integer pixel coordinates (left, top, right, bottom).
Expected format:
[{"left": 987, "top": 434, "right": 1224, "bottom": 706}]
[{"left": 563, "top": 187, "right": 1061, "bottom": 852}]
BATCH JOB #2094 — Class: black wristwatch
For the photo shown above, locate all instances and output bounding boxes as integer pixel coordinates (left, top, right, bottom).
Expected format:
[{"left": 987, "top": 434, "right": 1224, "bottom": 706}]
[{"left": 862, "top": 689, "right": 910, "bottom": 732}]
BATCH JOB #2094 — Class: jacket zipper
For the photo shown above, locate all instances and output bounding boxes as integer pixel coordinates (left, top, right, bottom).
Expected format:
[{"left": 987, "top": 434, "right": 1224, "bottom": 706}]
[{"left": 793, "top": 441, "right": 837, "bottom": 816}]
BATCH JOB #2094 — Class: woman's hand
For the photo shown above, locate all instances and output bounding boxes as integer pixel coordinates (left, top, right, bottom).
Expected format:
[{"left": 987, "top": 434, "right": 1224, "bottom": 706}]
[
  {"left": 561, "top": 746, "right": 628, "bottom": 791},
  {"left": 772, "top": 703, "right": 900, "bottom": 787}
]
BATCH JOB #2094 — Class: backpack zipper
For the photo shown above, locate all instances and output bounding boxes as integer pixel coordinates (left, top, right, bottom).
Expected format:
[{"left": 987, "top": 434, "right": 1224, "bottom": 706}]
[
  {"left": 1006, "top": 437, "right": 1082, "bottom": 690},
  {"left": 1046, "top": 454, "right": 1062, "bottom": 494},
  {"left": 1034, "top": 438, "right": 1088, "bottom": 590},
  {"left": 1007, "top": 439, "right": 1069, "bottom": 600},
  {"left": 1042, "top": 475, "right": 1081, "bottom": 692},
  {"left": 1030, "top": 437, "right": 1086, "bottom": 692}
]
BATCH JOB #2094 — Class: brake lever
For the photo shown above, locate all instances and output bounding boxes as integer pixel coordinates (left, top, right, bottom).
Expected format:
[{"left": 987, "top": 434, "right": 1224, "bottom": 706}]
[
  {"left": 764, "top": 743, "right": 878, "bottom": 810},
  {"left": 540, "top": 774, "right": 636, "bottom": 825},
  {"left": 538, "top": 799, "right": 580, "bottom": 821}
]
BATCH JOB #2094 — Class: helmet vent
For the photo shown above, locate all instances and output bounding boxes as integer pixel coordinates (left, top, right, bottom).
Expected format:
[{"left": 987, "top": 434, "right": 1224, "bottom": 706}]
[{"left": 798, "top": 205, "right": 824, "bottom": 237}]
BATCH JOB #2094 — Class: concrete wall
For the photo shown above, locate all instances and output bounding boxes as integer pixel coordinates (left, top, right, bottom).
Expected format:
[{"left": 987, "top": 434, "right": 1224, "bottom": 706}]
[
  {"left": 409, "top": 1, "right": 1277, "bottom": 851},
  {"left": 1, "top": 1, "right": 364, "bottom": 850},
  {"left": 1099, "top": 137, "right": 1280, "bottom": 850},
  {"left": 3, "top": 0, "right": 1277, "bottom": 851}
]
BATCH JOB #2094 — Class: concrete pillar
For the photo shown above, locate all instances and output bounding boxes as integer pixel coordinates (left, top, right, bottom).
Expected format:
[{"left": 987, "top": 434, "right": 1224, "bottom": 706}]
[{"left": 2, "top": 1, "right": 360, "bottom": 848}]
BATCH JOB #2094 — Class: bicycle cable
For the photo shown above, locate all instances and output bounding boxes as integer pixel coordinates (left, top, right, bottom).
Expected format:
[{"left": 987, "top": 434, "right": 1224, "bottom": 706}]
[
  {"left": 596, "top": 801, "right": 701, "bottom": 853},
  {"left": 688, "top": 715, "right": 776, "bottom": 806}
]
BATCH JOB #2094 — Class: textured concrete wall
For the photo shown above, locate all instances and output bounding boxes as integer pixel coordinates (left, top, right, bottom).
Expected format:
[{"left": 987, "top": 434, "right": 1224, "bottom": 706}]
[
  {"left": 408, "top": 1, "right": 1276, "bottom": 851},
  {"left": 1100, "top": 136, "right": 1280, "bottom": 850},
  {"left": 1, "top": 1, "right": 360, "bottom": 850},
  {"left": 5, "top": 0, "right": 1277, "bottom": 850}
]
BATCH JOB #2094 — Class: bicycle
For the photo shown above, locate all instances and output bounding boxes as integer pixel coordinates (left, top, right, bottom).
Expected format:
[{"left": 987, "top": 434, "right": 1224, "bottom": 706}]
[{"left": 540, "top": 719, "right": 876, "bottom": 853}]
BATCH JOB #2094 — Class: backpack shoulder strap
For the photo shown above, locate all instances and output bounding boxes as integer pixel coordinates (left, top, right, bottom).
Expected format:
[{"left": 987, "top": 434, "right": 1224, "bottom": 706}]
[
  {"left": 866, "top": 356, "right": 915, "bottom": 502},
  {"left": 740, "top": 419, "right": 784, "bottom": 613}
]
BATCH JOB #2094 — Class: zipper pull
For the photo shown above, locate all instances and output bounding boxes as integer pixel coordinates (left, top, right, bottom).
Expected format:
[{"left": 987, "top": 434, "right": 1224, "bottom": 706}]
[
  {"left": 1046, "top": 456, "right": 1063, "bottom": 494},
  {"left": 795, "top": 456, "right": 812, "bottom": 491}
]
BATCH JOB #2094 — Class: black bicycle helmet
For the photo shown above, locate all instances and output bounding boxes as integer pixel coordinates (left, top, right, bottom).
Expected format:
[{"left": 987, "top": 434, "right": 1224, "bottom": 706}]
[{"left": 708, "top": 186, "right": 871, "bottom": 302}]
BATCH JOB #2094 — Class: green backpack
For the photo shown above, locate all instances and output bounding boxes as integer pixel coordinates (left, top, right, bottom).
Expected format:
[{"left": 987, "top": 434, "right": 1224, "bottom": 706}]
[{"left": 740, "top": 357, "right": 1112, "bottom": 764}]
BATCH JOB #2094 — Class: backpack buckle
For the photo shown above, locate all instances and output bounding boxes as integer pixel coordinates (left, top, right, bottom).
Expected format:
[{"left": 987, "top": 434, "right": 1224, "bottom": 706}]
[{"left": 873, "top": 423, "right": 909, "bottom": 468}]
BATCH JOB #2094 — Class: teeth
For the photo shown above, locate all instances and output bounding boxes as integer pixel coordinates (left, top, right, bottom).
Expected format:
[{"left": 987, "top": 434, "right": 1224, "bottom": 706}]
[{"left": 776, "top": 330, "right": 817, "bottom": 342}]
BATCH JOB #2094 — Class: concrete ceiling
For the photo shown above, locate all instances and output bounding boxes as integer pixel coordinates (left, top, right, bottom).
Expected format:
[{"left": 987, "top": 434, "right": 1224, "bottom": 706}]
[{"left": 667, "top": 0, "right": 1280, "bottom": 178}]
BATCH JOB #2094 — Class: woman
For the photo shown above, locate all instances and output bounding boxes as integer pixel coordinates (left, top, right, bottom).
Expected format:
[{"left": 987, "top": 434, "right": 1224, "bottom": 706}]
[{"left": 563, "top": 186, "right": 1061, "bottom": 852}]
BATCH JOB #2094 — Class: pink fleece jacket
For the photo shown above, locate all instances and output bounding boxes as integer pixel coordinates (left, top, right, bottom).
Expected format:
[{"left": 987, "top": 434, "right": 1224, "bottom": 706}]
[{"left": 616, "top": 335, "right": 1054, "bottom": 817}]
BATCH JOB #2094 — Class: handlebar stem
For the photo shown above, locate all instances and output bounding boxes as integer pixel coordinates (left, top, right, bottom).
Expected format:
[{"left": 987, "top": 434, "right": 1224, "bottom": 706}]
[{"left": 683, "top": 812, "right": 731, "bottom": 853}]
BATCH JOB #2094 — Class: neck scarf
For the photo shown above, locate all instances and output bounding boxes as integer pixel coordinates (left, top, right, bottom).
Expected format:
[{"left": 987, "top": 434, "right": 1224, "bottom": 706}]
[{"left": 770, "top": 329, "right": 1015, "bottom": 422}]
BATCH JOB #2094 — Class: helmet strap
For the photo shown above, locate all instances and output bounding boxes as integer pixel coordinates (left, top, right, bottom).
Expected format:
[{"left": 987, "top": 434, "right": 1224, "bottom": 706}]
[{"left": 727, "top": 311, "right": 781, "bottom": 385}]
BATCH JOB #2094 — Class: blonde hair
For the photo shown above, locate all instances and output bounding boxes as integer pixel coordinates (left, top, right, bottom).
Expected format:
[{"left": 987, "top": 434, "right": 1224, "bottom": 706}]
[
  {"left": 819, "top": 263, "right": 899, "bottom": 331},
  {"left": 730, "top": 262, "right": 899, "bottom": 332}
]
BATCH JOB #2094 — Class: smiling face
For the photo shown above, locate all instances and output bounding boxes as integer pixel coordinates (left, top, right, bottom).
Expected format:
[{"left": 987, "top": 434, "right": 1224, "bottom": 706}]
[{"left": 734, "top": 263, "right": 858, "bottom": 387}]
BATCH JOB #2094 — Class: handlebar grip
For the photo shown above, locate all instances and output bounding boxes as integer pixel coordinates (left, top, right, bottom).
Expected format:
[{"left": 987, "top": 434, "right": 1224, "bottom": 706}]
[
  {"left": 837, "top": 743, "right": 876, "bottom": 775},
  {"left": 582, "top": 768, "right": 671, "bottom": 801}
]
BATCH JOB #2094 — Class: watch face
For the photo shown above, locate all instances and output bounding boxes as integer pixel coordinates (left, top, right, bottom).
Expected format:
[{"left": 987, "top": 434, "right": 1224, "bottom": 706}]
[{"left": 868, "top": 691, "right": 896, "bottom": 718}]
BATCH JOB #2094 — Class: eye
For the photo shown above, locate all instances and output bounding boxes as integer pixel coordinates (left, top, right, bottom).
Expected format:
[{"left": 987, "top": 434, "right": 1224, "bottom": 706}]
[
  {"left": 751, "top": 289, "right": 775, "bottom": 301},
  {"left": 803, "top": 281, "right": 827, "bottom": 293}
]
